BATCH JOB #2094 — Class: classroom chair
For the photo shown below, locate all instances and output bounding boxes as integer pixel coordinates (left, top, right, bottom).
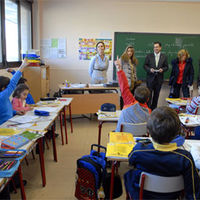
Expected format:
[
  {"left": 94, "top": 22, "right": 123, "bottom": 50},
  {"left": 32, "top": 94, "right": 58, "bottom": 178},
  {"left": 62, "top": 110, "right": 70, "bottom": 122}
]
[
  {"left": 120, "top": 122, "right": 148, "bottom": 137},
  {"left": 127, "top": 172, "right": 184, "bottom": 200}
]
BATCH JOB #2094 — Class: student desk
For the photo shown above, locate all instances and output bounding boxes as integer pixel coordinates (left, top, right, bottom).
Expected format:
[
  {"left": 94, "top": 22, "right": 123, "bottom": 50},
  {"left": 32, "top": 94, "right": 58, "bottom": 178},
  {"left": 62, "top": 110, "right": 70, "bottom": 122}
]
[
  {"left": 59, "top": 84, "right": 120, "bottom": 115},
  {"left": 107, "top": 139, "right": 200, "bottom": 200},
  {"left": 179, "top": 113, "right": 200, "bottom": 137},
  {"left": 97, "top": 110, "right": 121, "bottom": 146},
  {"left": 0, "top": 98, "right": 73, "bottom": 197},
  {"left": 0, "top": 134, "right": 46, "bottom": 200},
  {"left": 166, "top": 98, "right": 188, "bottom": 113}
]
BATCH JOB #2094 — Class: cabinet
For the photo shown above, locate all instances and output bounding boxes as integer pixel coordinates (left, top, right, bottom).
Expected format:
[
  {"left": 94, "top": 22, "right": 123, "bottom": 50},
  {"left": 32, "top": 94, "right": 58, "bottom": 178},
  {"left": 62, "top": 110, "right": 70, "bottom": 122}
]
[{"left": 23, "top": 66, "right": 50, "bottom": 102}]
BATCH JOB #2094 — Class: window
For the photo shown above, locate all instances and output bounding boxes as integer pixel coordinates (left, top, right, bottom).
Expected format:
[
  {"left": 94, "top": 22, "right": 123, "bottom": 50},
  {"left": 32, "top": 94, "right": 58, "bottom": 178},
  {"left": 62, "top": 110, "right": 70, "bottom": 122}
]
[
  {"left": 5, "top": 0, "right": 19, "bottom": 61},
  {"left": 0, "top": 0, "right": 33, "bottom": 68},
  {"left": 20, "top": 2, "right": 32, "bottom": 55}
]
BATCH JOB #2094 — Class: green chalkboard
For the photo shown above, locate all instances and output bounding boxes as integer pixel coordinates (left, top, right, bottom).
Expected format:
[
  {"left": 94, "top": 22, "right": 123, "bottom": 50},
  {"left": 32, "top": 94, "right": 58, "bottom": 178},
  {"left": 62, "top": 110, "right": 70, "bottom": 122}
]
[{"left": 113, "top": 32, "right": 200, "bottom": 81}]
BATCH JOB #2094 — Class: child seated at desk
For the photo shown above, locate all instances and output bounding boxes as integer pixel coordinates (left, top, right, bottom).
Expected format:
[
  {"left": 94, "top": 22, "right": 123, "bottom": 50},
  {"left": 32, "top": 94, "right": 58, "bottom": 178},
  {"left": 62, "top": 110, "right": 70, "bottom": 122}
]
[
  {"left": 186, "top": 97, "right": 200, "bottom": 139},
  {"left": 124, "top": 106, "right": 200, "bottom": 199},
  {"left": 115, "top": 57, "right": 151, "bottom": 132},
  {"left": 0, "top": 59, "right": 28, "bottom": 125},
  {"left": 12, "top": 83, "right": 33, "bottom": 112},
  {"left": 7, "top": 68, "right": 35, "bottom": 104}
]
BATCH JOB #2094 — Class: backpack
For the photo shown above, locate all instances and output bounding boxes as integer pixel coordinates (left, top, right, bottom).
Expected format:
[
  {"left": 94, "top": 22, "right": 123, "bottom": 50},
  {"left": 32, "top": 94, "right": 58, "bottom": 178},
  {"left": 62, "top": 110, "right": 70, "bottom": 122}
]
[
  {"left": 75, "top": 144, "right": 107, "bottom": 200},
  {"left": 101, "top": 103, "right": 116, "bottom": 112}
]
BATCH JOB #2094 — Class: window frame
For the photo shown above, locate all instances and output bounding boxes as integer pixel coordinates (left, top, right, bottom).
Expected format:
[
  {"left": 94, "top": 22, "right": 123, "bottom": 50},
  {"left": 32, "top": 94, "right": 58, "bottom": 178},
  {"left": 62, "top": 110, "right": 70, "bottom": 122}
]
[{"left": 0, "top": 0, "right": 33, "bottom": 69}]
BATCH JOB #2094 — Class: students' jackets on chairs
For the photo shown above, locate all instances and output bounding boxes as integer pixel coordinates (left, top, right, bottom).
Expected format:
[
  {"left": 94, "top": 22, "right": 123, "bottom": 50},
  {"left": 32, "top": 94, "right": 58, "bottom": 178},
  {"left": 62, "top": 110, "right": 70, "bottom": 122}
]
[
  {"left": 120, "top": 122, "right": 147, "bottom": 137},
  {"left": 138, "top": 172, "right": 184, "bottom": 200}
]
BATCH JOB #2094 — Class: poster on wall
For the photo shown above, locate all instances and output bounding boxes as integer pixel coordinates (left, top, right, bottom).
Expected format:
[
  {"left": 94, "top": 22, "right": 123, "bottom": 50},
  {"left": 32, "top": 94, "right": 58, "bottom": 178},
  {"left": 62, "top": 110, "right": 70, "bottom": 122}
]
[
  {"left": 40, "top": 38, "right": 66, "bottom": 59},
  {"left": 79, "top": 38, "right": 112, "bottom": 60}
]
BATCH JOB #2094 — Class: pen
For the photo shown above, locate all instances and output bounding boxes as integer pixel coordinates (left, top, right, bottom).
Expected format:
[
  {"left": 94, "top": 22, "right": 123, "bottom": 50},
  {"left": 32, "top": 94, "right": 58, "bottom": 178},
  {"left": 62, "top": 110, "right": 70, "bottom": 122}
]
[{"left": 7, "top": 161, "right": 16, "bottom": 170}]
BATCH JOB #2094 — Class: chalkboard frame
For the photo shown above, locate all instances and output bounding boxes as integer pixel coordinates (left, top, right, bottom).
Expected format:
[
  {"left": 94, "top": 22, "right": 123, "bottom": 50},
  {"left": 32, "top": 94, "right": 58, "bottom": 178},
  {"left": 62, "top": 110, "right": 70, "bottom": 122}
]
[{"left": 113, "top": 32, "right": 200, "bottom": 81}]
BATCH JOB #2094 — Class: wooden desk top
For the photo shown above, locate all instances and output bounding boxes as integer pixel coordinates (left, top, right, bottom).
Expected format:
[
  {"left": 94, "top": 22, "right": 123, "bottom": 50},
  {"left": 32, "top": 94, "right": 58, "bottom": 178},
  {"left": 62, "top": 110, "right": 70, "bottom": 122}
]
[{"left": 59, "top": 84, "right": 119, "bottom": 91}]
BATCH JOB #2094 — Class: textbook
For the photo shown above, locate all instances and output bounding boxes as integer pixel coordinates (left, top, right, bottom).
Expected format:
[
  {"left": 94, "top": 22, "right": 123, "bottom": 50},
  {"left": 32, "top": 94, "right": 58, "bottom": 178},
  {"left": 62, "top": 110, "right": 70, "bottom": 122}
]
[
  {"left": 1, "top": 135, "right": 30, "bottom": 149},
  {"left": 109, "top": 132, "right": 135, "bottom": 144},
  {"left": 0, "top": 128, "right": 20, "bottom": 136},
  {"left": 106, "top": 143, "right": 134, "bottom": 159},
  {"left": 20, "top": 131, "right": 42, "bottom": 140},
  {"left": 106, "top": 132, "right": 135, "bottom": 159}
]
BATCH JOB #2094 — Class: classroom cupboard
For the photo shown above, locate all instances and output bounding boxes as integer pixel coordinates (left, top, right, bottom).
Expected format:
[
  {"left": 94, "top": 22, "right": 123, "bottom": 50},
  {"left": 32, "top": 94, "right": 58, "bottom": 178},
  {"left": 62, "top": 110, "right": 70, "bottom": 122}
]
[{"left": 23, "top": 66, "right": 50, "bottom": 102}]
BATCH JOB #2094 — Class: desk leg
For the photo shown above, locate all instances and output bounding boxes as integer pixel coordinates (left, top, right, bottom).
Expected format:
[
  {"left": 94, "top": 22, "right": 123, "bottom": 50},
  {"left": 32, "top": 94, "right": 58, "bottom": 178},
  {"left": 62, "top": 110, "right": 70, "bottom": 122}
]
[
  {"left": 59, "top": 112, "right": 64, "bottom": 145},
  {"left": 52, "top": 124, "right": 58, "bottom": 162},
  {"left": 98, "top": 121, "right": 103, "bottom": 152},
  {"left": 38, "top": 137, "right": 46, "bottom": 187},
  {"left": 63, "top": 107, "right": 68, "bottom": 144},
  {"left": 69, "top": 103, "right": 73, "bottom": 133},
  {"left": 18, "top": 165, "right": 26, "bottom": 200},
  {"left": 110, "top": 161, "right": 116, "bottom": 200}
]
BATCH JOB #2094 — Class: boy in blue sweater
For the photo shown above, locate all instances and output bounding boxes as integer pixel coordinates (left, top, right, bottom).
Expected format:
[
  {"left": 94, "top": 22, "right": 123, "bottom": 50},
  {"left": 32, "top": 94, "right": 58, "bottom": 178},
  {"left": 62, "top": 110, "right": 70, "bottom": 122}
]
[
  {"left": 124, "top": 106, "right": 200, "bottom": 200},
  {"left": 0, "top": 59, "right": 28, "bottom": 125}
]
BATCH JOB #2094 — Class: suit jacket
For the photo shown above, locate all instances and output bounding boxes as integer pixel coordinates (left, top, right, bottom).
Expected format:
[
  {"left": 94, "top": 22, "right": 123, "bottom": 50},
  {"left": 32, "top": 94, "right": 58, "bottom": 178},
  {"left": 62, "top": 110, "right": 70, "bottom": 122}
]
[{"left": 144, "top": 53, "right": 168, "bottom": 87}]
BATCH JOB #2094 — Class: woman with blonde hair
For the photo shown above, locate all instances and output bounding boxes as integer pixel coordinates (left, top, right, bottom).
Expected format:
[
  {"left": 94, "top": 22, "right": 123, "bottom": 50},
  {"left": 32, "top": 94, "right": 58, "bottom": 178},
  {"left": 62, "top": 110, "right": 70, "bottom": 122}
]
[
  {"left": 119, "top": 46, "right": 139, "bottom": 108},
  {"left": 120, "top": 46, "right": 138, "bottom": 91},
  {"left": 169, "top": 49, "right": 194, "bottom": 98}
]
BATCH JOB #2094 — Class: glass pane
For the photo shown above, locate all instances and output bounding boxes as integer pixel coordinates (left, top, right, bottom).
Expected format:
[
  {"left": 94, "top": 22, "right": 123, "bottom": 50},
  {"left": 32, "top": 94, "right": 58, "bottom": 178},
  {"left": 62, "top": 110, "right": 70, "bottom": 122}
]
[
  {"left": 21, "top": 4, "right": 32, "bottom": 55},
  {"left": 5, "top": 0, "right": 19, "bottom": 61}
]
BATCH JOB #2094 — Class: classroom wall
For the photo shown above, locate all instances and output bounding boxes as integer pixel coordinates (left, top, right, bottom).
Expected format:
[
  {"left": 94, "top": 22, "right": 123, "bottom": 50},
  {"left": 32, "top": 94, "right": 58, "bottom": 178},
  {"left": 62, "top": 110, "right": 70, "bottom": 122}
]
[{"left": 33, "top": 0, "right": 200, "bottom": 101}]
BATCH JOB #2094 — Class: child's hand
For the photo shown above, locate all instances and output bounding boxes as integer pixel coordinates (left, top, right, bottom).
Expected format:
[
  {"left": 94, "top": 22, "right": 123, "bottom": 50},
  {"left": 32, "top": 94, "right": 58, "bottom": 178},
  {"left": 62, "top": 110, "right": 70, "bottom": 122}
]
[
  {"left": 16, "top": 111, "right": 25, "bottom": 115},
  {"left": 114, "top": 56, "right": 122, "bottom": 71},
  {"left": 19, "top": 58, "right": 29, "bottom": 72},
  {"left": 29, "top": 107, "right": 34, "bottom": 111},
  {"left": 7, "top": 68, "right": 14, "bottom": 73}
]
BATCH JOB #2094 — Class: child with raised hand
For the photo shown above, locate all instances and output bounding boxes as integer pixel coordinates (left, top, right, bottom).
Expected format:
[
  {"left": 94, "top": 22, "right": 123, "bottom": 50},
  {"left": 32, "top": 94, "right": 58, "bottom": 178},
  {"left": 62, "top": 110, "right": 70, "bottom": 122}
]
[
  {"left": 0, "top": 58, "right": 29, "bottom": 125},
  {"left": 12, "top": 83, "right": 33, "bottom": 112},
  {"left": 114, "top": 56, "right": 151, "bottom": 132}
]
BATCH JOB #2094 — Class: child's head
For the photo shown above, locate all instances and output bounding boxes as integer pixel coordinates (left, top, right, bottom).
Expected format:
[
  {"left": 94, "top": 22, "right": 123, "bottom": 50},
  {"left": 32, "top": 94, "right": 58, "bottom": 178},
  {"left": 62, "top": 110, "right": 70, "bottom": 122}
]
[
  {"left": 13, "top": 84, "right": 29, "bottom": 100},
  {"left": 134, "top": 86, "right": 150, "bottom": 104},
  {"left": 0, "top": 76, "right": 10, "bottom": 92},
  {"left": 17, "top": 77, "right": 27, "bottom": 85},
  {"left": 147, "top": 106, "right": 181, "bottom": 144}
]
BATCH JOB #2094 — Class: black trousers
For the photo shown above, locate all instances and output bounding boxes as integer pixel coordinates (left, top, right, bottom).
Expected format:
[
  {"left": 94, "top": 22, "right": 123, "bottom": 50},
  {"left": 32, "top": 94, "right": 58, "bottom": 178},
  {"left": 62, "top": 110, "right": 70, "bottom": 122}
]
[
  {"left": 147, "top": 80, "right": 162, "bottom": 110},
  {"left": 173, "top": 83, "right": 189, "bottom": 98}
]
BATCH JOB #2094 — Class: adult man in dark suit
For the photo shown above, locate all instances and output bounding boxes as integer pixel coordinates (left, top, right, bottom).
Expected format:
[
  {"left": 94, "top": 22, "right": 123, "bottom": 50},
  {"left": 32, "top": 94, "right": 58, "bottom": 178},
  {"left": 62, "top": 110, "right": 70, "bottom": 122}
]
[{"left": 144, "top": 42, "right": 168, "bottom": 110}]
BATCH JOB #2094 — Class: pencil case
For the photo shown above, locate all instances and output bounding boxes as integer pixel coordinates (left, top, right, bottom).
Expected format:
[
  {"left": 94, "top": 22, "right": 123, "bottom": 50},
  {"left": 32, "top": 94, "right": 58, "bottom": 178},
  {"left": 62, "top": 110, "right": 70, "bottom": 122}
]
[
  {"left": 0, "top": 149, "right": 27, "bottom": 178},
  {"left": 40, "top": 97, "right": 56, "bottom": 101},
  {"left": 34, "top": 110, "right": 49, "bottom": 116}
]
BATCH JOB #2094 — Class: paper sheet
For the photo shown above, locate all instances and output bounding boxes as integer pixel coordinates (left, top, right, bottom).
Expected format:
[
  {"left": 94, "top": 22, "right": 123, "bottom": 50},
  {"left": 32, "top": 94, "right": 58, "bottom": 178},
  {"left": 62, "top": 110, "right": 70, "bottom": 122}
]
[{"left": 9, "top": 116, "right": 39, "bottom": 124}]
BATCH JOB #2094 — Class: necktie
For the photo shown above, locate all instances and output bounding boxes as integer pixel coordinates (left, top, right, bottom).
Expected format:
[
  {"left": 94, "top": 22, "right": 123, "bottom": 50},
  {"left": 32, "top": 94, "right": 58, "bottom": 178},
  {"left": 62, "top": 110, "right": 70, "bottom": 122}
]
[{"left": 155, "top": 54, "right": 159, "bottom": 67}]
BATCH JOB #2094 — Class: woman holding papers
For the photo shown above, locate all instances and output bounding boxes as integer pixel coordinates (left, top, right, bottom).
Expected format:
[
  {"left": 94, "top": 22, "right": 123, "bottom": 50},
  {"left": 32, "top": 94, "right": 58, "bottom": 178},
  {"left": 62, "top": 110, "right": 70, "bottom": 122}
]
[
  {"left": 88, "top": 41, "right": 109, "bottom": 84},
  {"left": 169, "top": 49, "right": 194, "bottom": 98}
]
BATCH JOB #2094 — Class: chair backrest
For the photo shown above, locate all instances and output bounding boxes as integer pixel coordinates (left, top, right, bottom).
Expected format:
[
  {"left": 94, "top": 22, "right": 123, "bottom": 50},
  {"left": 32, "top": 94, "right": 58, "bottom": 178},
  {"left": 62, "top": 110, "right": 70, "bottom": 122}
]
[
  {"left": 120, "top": 122, "right": 147, "bottom": 136},
  {"left": 139, "top": 172, "right": 184, "bottom": 193}
]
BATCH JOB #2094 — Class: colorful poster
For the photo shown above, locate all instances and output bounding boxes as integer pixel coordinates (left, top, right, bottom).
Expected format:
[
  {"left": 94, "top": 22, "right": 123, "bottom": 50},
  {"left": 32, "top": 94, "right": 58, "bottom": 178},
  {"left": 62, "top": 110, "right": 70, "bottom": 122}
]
[{"left": 79, "top": 38, "right": 112, "bottom": 60}]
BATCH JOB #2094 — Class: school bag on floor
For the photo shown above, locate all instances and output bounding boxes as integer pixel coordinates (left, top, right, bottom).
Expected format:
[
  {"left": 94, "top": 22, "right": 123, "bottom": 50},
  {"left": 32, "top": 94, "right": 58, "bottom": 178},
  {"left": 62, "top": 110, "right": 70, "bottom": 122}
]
[{"left": 75, "top": 144, "right": 106, "bottom": 200}]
